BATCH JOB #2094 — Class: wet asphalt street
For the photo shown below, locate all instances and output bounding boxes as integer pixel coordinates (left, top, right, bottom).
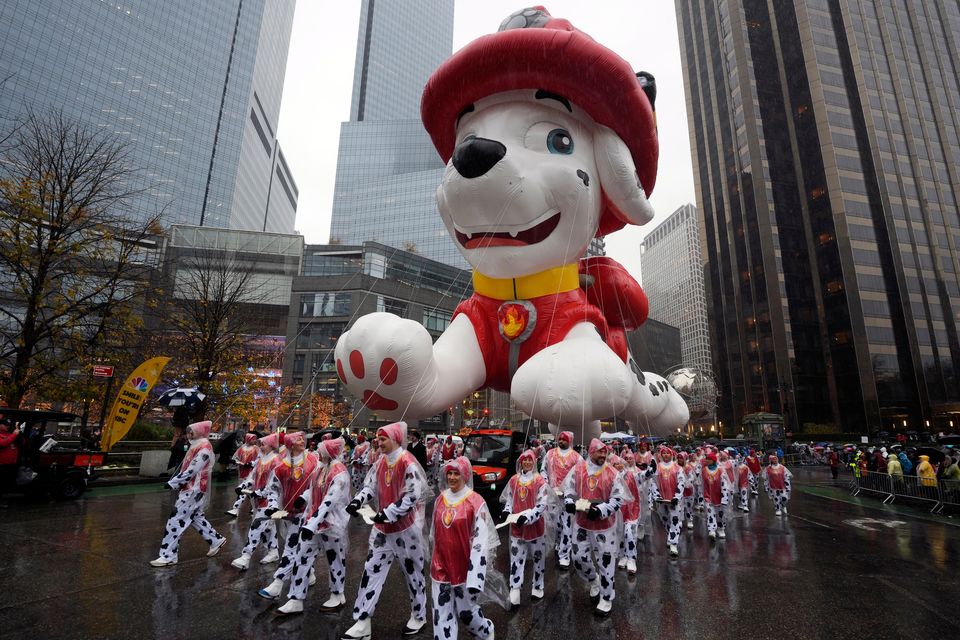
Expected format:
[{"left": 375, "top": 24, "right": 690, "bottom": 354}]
[{"left": 1, "top": 469, "right": 959, "bottom": 640}]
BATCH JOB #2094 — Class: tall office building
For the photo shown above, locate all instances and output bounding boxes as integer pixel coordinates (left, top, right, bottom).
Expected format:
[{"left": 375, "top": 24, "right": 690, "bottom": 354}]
[
  {"left": 677, "top": 0, "right": 960, "bottom": 433},
  {"left": 328, "top": 0, "right": 463, "bottom": 267},
  {"left": 0, "top": 0, "right": 297, "bottom": 233},
  {"left": 640, "top": 204, "right": 714, "bottom": 421}
]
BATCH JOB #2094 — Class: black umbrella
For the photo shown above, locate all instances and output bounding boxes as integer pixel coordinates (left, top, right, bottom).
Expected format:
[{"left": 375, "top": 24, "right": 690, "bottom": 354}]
[
  {"left": 158, "top": 387, "right": 206, "bottom": 409},
  {"left": 916, "top": 447, "right": 947, "bottom": 463},
  {"left": 705, "top": 437, "right": 720, "bottom": 445}
]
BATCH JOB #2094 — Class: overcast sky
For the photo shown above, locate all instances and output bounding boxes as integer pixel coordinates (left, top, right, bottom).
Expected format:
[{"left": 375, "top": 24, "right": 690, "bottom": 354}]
[{"left": 276, "top": 1, "right": 696, "bottom": 281}]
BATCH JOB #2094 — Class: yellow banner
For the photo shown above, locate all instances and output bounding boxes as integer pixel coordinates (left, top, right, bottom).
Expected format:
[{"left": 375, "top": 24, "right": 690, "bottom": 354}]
[{"left": 101, "top": 356, "right": 170, "bottom": 452}]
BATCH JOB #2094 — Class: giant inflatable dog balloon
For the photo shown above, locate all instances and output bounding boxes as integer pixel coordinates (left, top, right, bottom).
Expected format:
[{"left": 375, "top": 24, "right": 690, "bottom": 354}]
[{"left": 335, "top": 7, "right": 689, "bottom": 438}]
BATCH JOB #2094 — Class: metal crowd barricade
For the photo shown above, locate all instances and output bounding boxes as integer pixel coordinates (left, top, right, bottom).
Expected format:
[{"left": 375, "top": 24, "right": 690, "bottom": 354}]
[
  {"left": 888, "top": 474, "right": 941, "bottom": 512},
  {"left": 933, "top": 479, "right": 960, "bottom": 514},
  {"left": 852, "top": 470, "right": 894, "bottom": 503}
]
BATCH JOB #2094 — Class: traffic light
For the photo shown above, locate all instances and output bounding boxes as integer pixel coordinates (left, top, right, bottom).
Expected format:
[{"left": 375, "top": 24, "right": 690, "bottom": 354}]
[{"left": 482, "top": 407, "right": 489, "bottom": 417}]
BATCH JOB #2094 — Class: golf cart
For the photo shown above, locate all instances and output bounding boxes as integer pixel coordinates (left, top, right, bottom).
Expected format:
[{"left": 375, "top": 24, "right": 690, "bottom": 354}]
[{"left": 1, "top": 408, "right": 105, "bottom": 500}]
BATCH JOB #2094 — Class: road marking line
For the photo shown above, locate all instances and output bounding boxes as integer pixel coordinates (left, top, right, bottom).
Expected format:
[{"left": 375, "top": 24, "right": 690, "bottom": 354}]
[{"left": 785, "top": 513, "right": 832, "bottom": 529}]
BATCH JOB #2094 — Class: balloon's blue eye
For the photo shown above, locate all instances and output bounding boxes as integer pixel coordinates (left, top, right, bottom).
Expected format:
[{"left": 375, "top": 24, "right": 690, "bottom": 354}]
[{"left": 546, "top": 128, "right": 573, "bottom": 154}]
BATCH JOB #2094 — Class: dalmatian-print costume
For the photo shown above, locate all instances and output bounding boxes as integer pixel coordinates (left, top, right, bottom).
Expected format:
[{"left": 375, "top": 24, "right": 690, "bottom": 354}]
[
  {"left": 651, "top": 459, "right": 686, "bottom": 550},
  {"left": 157, "top": 436, "right": 224, "bottom": 562},
  {"left": 240, "top": 451, "right": 280, "bottom": 559},
  {"left": 350, "top": 441, "right": 370, "bottom": 492},
  {"left": 349, "top": 448, "right": 429, "bottom": 624},
  {"left": 542, "top": 441, "right": 582, "bottom": 566},
  {"left": 284, "top": 456, "right": 351, "bottom": 603},
  {"left": 430, "top": 482, "right": 496, "bottom": 640},
  {"left": 230, "top": 440, "right": 259, "bottom": 514},
  {"left": 746, "top": 454, "right": 762, "bottom": 495},
  {"left": 701, "top": 463, "right": 734, "bottom": 536},
  {"left": 562, "top": 458, "right": 626, "bottom": 605},
  {"left": 618, "top": 461, "right": 655, "bottom": 561},
  {"left": 737, "top": 463, "right": 754, "bottom": 510},
  {"left": 499, "top": 465, "right": 549, "bottom": 594},
  {"left": 265, "top": 450, "right": 320, "bottom": 586},
  {"left": 680, "top": 461, "right": 697, "bottom": 529},
  {"left": 763, "top": 460, "right": 793, "bottom": 513}
]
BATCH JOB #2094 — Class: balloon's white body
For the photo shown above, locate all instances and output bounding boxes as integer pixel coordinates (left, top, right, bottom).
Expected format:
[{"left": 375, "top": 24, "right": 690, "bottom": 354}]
[{"left": 335, "top": 92, "right": 689, "bottom": 439}]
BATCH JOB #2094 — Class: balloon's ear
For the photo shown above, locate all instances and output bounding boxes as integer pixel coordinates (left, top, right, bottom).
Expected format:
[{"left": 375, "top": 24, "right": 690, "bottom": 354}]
[{"left": 594, "top": 125, "right": 655, "bottom": 226}]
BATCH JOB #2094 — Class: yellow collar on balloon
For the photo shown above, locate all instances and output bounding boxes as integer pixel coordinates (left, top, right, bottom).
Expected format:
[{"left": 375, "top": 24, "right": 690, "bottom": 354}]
[{"left": 473, "top": 263, "right": 580, "bottom": 301}]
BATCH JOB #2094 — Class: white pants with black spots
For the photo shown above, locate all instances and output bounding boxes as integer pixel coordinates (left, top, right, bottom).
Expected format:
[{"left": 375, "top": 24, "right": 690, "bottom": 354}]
[
  {"left": 772, "top": 490, "right": 789, "bottom": 511},
  {"left": 706, "top": 503, "right": 726, "bottom": 535},
  {"left": 509, "top": 535, "right": 546, "bottom": 591},
  {"left": 683, "top": 496, "right": 694, "bottom": 525},
  {"left": 620, "top": 519, "right": 639, "bottom": 560},
  {"left": 571, "top": 525, "right": 618, "bottom": 602},
  {"left": 431, "top": 582, "right": 493, "bottom": 640},
  {"left": 352, "top": 526, "right": 427, "bottom": 622},
  {"left": 739, "top": 488, "right": 750, "bottom": 509},
  {"left": 230, "top": 485, "right": 255, "bottom": 514},
  {"left": 656, "top": 503, "right": 684, "bottom": 547},
  {"left": 286, "top": 530, "right": 346, "bottom": 601},
  {"left": 273, "top": 516, "right": 304, "bottom": 582},
  {"left": 241, "top": 507, "right": 279, "bottom": 557},
  {"left": 750, "top": 475, "right": 759, "bottom": 494},
  {"left": 694, "top": 485, "right": 704, "bottom": 509},
  {"left": 552, "top": 503, "right": 573, "bottom": 563},
  {"left": 158, "top": 490, "right": 222, "bottom": 561}
]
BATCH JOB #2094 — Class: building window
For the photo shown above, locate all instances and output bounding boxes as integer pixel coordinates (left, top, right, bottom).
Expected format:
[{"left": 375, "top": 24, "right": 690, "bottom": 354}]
[
  {"left": 297, "top": 322, "right": 347, "bottom": 350},
  {"left": 423, "top": 308, "right": 451, "bottom": 333},
  {"left": 301, "top": 292, "right": 351, "bottom": 317},
  {"left": 376, "top": 296, "right": 408, "bottom": 317}
]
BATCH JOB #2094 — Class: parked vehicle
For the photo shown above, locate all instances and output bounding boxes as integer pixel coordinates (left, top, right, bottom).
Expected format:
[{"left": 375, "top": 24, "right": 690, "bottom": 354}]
[
  {"left": 461, "top": 428, "right": 527, "bottom": 510},
  {"left": 0, "top": 408, "right": 105, "bottom": 500}
]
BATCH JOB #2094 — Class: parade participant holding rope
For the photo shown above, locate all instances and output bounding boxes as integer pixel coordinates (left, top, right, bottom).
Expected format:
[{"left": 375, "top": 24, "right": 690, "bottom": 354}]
[
  {"left": 763, "top": 454, "right": 793, "bottom": 516},
  {"left": 430, "top": 456, "right": 498, "bottom": 640},
  {"left": 232, "top": 433, "right": 282, "bottom": 569},
  {"left": 342, "top": 421, "right": 430, "bottom": 640},
  {"left": 562, "top": 438, "right": 627, "bottom": 616},
  {"left": 275, "top": 437, "right": 351, "bottom": 615},
  {"left": 542, "top": 430, "right": 581, "bottom": 569},
  {"left": 651, "top": 445, "right": 685, "bottom": 557},
  {"left": 150, "top": 421, "right": 226, "bottom": 567},
  {"left": 226, "top": 432, "right": 259, "bottom": 517},
  {"left": 500, "top": 448, "right": 549, "bottom": 606}
]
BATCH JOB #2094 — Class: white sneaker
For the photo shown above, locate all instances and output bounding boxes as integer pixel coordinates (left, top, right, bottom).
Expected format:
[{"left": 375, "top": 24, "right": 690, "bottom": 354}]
[
  {"left": 718, "top": 530, "right": 726, "bottom": 539},
  {"left": 558, "top": 557, "right": 570, "bottom": 569},
  {"left": 669, "top": 544, "right": 679, "bottom": 557},
  {"left": 149, "top": 556, "right": 177, "bottom": 567},
  {"left": 258, "top": 578, "right": 284, "bottom": 599},
  {"left": 743, "top": 506, "right": 750, "bottom": 513},
  {"left": 402, "top": 615, "right": 427, "bottom": 635},
  {"left": 260, "top": 548, "right": 280, "bottom": 564},
  {"left": 589, "top": 579, "right": 600, "bottom": 598},
  {"left": 708, "top": 531, "right": 717, "bottom": 540},
  {"left": 319, "top": 593, "right": 346, "bottom": 611},
  {"left": 626, "top": 559, "right": 637, "bottom": 575},
  {"left": 342, "top": 618, "right": 372, "bottom": 640},
  {"left": 206, "top": 536, "right": 227, "bottom": 557},
  {"left": 617, "top": 557, "right": 627, "bottom": 569},
  {"left": 782, "top": 506, "right": 788, "bottom": 515},
  {"left": 686, "top": 520, "right": 694, "bottom": 530},
  {"left": 596, "top": 598, "right": 612, "bottom": 615},
  {"left": 231, "top": 554, "right": 251, "bottom": 570},
  {"left": 775, "top": 509, "right": 782, "bottom": 516},
  {"left": 309, "top": 568, "right": 317, "bottom": 586},
  {"left": 225, "top": 508, "right": 239, "bottom": 517},
  {"left": 509, "top": 588, "right": 520, "bottom": 606},
  {"left": 276, "top": 599, "right": 303, "bottom": 615},
  {"left": 531, "top": 587, "right": 544, "bottom": 600}
]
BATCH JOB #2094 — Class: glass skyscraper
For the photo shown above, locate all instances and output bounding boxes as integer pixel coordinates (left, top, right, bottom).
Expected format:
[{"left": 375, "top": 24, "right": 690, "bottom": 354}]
[
  {"left": 0, "top": 0, "right": 297, "bottom": 233},
  {"left": 677, "top": 0, "right": 960, "bottom": 433},
  {"left": 640, "top": 204, "right": 715, "bottom": 421},
  {"left": 329, "top": 0, "right": 463, "bottom": 268}
]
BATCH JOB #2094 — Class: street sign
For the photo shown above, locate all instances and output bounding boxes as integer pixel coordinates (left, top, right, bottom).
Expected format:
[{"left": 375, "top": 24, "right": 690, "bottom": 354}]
[{"left": 93, "top": 365, "right": 115, "bottom": 378}]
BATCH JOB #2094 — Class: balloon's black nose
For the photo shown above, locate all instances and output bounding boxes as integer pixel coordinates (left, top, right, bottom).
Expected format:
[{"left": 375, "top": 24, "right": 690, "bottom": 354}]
[{"left": 451, "top": 137, "right": 506, "bottom": 178}]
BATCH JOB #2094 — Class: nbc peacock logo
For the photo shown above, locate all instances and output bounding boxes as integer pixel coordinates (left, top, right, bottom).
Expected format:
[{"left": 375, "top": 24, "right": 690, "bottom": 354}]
[{"left": 129, "top": 377, "right": 149, "bottom": 392}]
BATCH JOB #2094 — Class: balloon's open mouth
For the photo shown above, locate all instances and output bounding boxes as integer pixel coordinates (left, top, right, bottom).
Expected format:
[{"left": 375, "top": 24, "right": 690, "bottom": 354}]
[{"left": 456, "top": 212, "right": 561, "bottom": 249}]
